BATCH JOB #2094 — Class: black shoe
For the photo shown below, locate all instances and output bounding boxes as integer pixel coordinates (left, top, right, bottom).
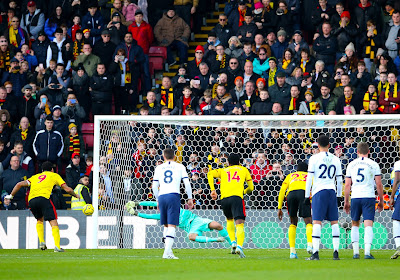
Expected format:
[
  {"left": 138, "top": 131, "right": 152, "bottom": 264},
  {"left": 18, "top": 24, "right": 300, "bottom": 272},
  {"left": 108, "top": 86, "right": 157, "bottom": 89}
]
[
  {"left": 306, "top": 252, "right": 319, "bottom": 260},
  {"left": 333, "top": 251, "right": 340, "bottom": 260}
]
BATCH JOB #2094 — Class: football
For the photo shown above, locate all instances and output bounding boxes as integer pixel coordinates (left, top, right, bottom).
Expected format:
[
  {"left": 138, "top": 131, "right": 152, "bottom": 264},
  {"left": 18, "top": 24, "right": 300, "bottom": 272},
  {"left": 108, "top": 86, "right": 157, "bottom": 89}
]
[{"left": 82, "top": 204, "right": 94, "bottom": 216}]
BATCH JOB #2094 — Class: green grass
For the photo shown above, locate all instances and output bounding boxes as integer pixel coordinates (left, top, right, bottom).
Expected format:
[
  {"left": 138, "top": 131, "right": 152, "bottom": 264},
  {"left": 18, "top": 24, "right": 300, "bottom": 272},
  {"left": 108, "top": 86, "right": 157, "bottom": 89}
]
[{"left": 1, "top": 249, "right": 398, "bottom": 280}]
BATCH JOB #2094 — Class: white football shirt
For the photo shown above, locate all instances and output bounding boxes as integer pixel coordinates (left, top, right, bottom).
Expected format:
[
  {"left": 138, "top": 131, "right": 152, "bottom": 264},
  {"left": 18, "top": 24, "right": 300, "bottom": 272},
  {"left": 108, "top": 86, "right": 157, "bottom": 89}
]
[
  {"left": 394, "top": 160, "right": 400, "bottom": 173},
  {"left": 152, "top": 161, "right": 192, "bottom": 199},
  {"left": 346, "top": 156, "right": 381, "bottom": 198},
  {"left": 306, "top": 151, "right": 343, "bottom": 197}
]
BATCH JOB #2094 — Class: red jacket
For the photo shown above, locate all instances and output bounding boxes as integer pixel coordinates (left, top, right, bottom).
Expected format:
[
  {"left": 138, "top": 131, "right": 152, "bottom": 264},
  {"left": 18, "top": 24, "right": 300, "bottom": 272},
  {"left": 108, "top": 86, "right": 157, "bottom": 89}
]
[
  {"left": 250, "top": 163, "right": 272, "bottom": 184},
  {"left": 128, "top": 21, "right": 154, "bottom": 54},
  {"left": 378, "top": 86, "right": 400, "bottom": 114}
]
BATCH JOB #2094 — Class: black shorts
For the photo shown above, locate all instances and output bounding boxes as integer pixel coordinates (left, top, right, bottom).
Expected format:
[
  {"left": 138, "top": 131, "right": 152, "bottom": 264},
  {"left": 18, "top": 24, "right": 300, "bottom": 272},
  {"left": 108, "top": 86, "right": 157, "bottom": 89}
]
[
  {"left": 29, "top": 197, "right": 58, "bottom": 221},
  {"left": 287, "top": 190, "right": 311, "bottom": 218},
  {"left": 221, "top": 196, "right": 246, "bottom": 220}
]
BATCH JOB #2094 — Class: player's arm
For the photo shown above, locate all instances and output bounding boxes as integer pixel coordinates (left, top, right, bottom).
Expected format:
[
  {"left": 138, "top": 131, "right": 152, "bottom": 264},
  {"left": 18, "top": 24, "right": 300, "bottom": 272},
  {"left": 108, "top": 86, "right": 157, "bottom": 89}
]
[
  {"left": 277, "top": 175, "right": 289, "bottom": 221},
  {"left": 305, "top": 159, "right": 314, "bottom": 201},
  {"left": 335, "top": 160, "right": 343, "bottom": 197},
  {"left": 6, "top": 180, "right": 30, "bottom": 199},
  {"left": 344, "top": 176, "right": 352, "bottom": 214},
  {"left": 244, "top": 169, "right": 254, "bottom": 195},
  {"left": 60, "top": 183, "right": 80, "bottom": 199},
  {"left": 152, "top": 179, "right": 160, "bottom": 199},
  {"left": 390, "top": 170, "right": 400, "bottom": 210},
  {"left": 278, "top": 175, "right": 289, "bottom": 210},
  {"left": 375, "top": 174, "right": 384, "bottom": 212},
  {"left": 207, "top": 169, "right": 221, "bottom": 200},
  {"left": 182, "top": 167, "right": 193, "bottom": 209}
]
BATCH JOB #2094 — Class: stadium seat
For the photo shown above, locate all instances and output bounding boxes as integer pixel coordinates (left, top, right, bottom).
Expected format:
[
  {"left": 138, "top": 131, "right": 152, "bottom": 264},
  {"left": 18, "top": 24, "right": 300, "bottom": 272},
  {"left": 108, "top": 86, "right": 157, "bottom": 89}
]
[
  {"left": 149, "top": 46, "right": 167, "bottom": 72},
  {"left": 81, "top": 123, "right": 94, "bottom": 134},
  {"left": 83, "top": 134, "right": 94, "bottom": 149}
]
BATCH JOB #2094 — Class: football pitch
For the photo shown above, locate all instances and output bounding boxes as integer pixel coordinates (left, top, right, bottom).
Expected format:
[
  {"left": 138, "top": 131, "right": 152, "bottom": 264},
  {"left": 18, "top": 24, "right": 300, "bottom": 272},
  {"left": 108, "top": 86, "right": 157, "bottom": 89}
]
[{"left": 1, "top": 249, "right": 398, "bottom": 280}]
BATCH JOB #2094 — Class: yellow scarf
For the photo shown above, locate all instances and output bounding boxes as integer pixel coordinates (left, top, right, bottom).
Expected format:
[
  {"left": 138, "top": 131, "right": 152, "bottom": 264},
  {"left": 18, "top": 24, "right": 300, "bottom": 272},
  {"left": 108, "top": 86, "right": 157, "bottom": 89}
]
[
  {"left": 268, "top": 68, "right": 277, "bottom": 87},
  {"left": 160, "top": 86, "right": 174, "bottom": 109},
  {"left": 385, "top": 83, "right": 398, "bottom": 99},
  {"left": 309, "top": 102, "right": 317, "bottom": 114},
  {"left": 119, "top": 61, "right": 131, "bottom": 83},
  {"left": 300, "top": 59, "right": 308, "bottom": 73},
  {"left": 365, "top": 29, "right": 377, "bottom": 59},
  {"left": 289, "top": 97, "right": 297, "bottom": 111},
  {"left": 378, "top": 81, "right": 389, "bottom": 94},
  {"left": 44, "top": 103, "right": 51, "bottom": 115},
  {"left": 148, "top": 102, "right": 154, "bottom": 108},
  {"left": 9, "top": 26, "right": 18, "bottom": 47},
  {"left": 345, "top": 96, "right": 352, "bottom": 106},
  {"left": 21, "top": 128, "right": 28, "bottom": 140},
  {"left": 282, "top": 59, "right": 290, "bottom": 70},
  {"left": 362, "top": 91, "right": 378, "bottom": 110},
  {"left": 216, "top": 54, "right": 226, "bottom": 69}
]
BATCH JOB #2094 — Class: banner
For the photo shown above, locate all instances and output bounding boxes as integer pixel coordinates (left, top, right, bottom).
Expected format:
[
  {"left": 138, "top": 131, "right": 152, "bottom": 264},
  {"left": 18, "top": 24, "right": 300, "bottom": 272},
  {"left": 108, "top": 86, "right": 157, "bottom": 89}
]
[{"left": 0, "top": 210, "right": 396, "bottom": 249}]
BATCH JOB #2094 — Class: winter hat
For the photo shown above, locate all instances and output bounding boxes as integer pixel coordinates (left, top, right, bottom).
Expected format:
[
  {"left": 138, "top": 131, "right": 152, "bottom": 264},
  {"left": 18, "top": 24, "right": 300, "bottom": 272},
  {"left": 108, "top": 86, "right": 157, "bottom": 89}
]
[
  {"left": 254, "top": 2, "right": 263, "bottom": 9},
  {"left": 195, "top": 45, "right": 205, "bottom": 53},
  {"left": 345, "top": 42, "right": 355, "bottom": 52},
  {"left": 277, "top": 29, "right": 286, "bottom": 37},
  {"left": 340, "top": 11, "right": 350, "bottom": 19},
  {"left": 234, "top": 76, "right": 244, "bottom": 84},
  {"left": 256, "top": 78, "right": 266, "bottom": 87}
]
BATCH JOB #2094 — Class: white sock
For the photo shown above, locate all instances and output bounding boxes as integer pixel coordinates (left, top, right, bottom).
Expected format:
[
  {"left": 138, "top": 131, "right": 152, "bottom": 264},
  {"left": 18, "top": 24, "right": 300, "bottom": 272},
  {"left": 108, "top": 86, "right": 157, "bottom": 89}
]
[
  {"left": 351, "top": 226, "right": 359, "bottom": 255},
  {"left": 364, "top": 226, "right": 373, "bottom": 256},
  {"left": 332, "top": 224, "right": 340, "bottom": 252},
  {"left": 163, "top": 227, "right": 168, "bottom": 239},
  {"left": 164, "top": 227, "right": 176, "bottom": 256},
  {"left": 394, "top": 220, "right": 400, "bottom": 248},
  {"left": 312, "top": 224, "right": 321, "bottom": 254}
]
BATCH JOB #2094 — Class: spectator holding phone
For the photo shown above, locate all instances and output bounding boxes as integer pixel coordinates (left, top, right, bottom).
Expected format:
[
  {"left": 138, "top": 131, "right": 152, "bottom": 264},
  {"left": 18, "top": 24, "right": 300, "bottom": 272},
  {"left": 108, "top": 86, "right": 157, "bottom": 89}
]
[
  {"left": 34, "top": 93, "right": 52, "bottom": 131},
  {"left": 61, "top": 93, "right": 85, "bottom": 131}
]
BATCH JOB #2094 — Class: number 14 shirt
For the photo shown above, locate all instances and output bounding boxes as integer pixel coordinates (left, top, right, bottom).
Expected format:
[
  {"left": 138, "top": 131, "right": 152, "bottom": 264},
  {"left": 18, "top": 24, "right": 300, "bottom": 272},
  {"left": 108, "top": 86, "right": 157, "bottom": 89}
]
[
  {"left": 27, "top": 171, "right": 66, "bottom": 201},
  {"left": 208, "top": 165, "right": 253, "bottom": 199}
]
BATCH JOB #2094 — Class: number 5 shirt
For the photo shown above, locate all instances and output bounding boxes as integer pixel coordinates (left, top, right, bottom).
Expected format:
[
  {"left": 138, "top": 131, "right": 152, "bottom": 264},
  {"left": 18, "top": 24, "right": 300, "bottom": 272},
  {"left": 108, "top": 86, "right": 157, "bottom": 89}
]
[
  {"left": 345, "top": 157, "right": 381, "bottom": 199},
  {"left": 27, "top": 171, "right": 66, "bottom": 201},
  {"left": 208, "top": 165, "right": 254, "bottom": 199}
]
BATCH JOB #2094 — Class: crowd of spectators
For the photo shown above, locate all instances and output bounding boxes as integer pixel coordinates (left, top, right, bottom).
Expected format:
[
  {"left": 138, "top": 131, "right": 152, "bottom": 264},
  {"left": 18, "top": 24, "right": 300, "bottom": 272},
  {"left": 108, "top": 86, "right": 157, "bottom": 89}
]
[{"left": 0, "top": 0, "right": 399, "bottom": 210}]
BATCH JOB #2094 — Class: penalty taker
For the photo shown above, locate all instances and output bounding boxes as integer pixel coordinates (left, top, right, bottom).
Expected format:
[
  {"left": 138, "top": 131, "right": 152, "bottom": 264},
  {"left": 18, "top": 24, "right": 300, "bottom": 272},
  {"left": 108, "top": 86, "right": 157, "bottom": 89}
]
[{"left": 126, "top": 201, "right": 232, "bottom": 244}]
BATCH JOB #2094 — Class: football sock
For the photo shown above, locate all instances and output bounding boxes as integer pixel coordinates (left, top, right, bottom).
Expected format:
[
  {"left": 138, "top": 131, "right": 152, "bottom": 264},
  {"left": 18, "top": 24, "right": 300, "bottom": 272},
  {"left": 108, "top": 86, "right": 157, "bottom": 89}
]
[
  {"left": 364, "top": 226, "right": 373, "bottom": 256},
  {"left": 163, "top": 227, "right": 168, "bottom": 239},
  {"left": 332, "top": 223, "right": 340, "bottom": 252},
  {"left": 226, "top": 219, "right": 236, "bottom": 243},
  {"left": 312, "top": 224, "right": 321, "bottom": 254},
  {"left": 351, "top": 226, "right": 359, "bottom": 255},
  {"left": 195, "top": 236, "right": 220, "bottom": 243},
  {"left": 138, "top": 213, "right": 161, "bottom": 220},
  {"left": 236, "top": 223, "right": 245, "bottom": 247},
  {"left": 306, "top": 223, "right": 313, "bottom": 245},
  {"left": 288, "top": 224, "right": 296, "bottom": 252},
  {"left": 394, "top": 220, "right": 400, "bottom": 248},
  {"left": 139, "top": 201, "right": 157, "bottom": 207},
  {"left": 36, "top": 221, "right": 45, "bottom": 243},
  {"left": 164, "top": 227, "right": 176, "bottom": 255},
  {"left": 218, "top": 229, "right": 231, "bottom": 244},
  {"left": 52, "top": 226, "right": 60, "bottom": 249}
]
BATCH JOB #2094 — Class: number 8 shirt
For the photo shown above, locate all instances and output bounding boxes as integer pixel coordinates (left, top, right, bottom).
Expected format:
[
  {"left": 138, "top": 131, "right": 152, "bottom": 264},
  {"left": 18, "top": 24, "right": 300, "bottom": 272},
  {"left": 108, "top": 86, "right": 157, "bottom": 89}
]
[
  {"left": 208, "top": 165, "right": 253, "bottom": 199},
  {"left": 27, "top": 171, "right": 66, "bottom": 201}
]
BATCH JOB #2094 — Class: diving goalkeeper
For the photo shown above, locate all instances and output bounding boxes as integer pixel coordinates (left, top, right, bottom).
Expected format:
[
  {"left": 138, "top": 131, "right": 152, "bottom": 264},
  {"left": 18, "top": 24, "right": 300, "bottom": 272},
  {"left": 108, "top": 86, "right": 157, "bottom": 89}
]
[{"left": 126, "top": 201, "right": 232, "bottom": 244}]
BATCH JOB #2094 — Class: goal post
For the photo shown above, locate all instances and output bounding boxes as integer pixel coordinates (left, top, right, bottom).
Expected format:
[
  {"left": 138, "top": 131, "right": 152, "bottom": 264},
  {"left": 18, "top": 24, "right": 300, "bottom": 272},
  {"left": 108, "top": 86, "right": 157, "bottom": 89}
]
[{"left": 91, "top": 114, "right": 400, "bottom": 249}]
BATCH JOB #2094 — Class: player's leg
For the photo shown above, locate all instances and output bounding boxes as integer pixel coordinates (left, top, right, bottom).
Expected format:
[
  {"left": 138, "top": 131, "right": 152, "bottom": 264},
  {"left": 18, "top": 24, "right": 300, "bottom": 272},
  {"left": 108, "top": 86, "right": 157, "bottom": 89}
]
[
  {"left": 391, "top": 197, "right": 400, "bottom": 259},
  {"left": 43, "top": 198, "right": 62, "bottom": 252},
  {"left": 232, "top": 197, "right": 246, "bottom": 258},
  {"left": 362, "top": 198, "right": 376, "bottom": 259},
  {"left": 162, "top": 194, "right": 180, "bottom": 259},
  {"left": 29, "top": 198, "right": 47, "bottom": 250},
  {"left": 303, "top": 217, "right": 313, "bottom": 254},
  {"left": 208, "top": 221, "right": 231, "bottom": 243},
  {"left": 350, "top": 198, "right": 362, "bottom": 259},
  {"left": 327, "top": 190, "right": 340, "bottom": 260},
  {"left": 36, "top": 217, "right": 46, "bottom": 250},
  {"left": 331, "top": 221, "right": 340, "bottom": 260},
  {"left": 392, "top": 219, "right": 400, "bottom": 259},
  {"left": 49, "top": 219, "right": 62, "bottom": 252},
  {"left": 307, "top": 191, "right": 326, "bottom": 260},
  {"left": 221, "top": 197, "right": 236, "bottom": 252},
  {"left": 287, "top": 191, "right": 299, "bottom": 258},
  {"left": 299, "top": 189, "right": 313, "bottom": 254}
]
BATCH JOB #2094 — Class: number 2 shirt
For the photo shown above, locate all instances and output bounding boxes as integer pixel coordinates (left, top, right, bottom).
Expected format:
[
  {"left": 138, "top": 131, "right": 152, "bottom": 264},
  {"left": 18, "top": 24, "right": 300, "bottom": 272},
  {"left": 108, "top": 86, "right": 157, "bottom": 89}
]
[
  {"left": 346, "top": 157, "right": 381, "bottom": 199},
  {"left": 27, "top": 171, "right": 66, "bottom": 201}
]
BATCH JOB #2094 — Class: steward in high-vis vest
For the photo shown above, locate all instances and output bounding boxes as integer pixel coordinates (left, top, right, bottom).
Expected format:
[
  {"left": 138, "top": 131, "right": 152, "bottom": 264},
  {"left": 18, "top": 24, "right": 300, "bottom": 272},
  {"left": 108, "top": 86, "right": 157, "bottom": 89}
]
[{"left": 71, "top": 175, "right": 92, "bottom": 210}]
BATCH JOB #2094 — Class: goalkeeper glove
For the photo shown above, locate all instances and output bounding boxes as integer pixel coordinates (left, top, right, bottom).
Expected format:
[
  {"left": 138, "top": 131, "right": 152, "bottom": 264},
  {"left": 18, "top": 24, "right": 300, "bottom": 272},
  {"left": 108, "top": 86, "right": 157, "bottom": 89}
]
[
  {"left": 304, "top": 197, "right": 311, "bottom": 206},
  {"left": 4, "top": 194, "right": 13, "bottom": 200}
]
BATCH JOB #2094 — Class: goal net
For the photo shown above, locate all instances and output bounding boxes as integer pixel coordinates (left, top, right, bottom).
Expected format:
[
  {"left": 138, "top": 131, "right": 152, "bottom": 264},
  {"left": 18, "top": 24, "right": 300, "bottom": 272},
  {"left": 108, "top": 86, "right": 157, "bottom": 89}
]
[{"left": 91, "top": 115, "right": 400, "bottom": 250}]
